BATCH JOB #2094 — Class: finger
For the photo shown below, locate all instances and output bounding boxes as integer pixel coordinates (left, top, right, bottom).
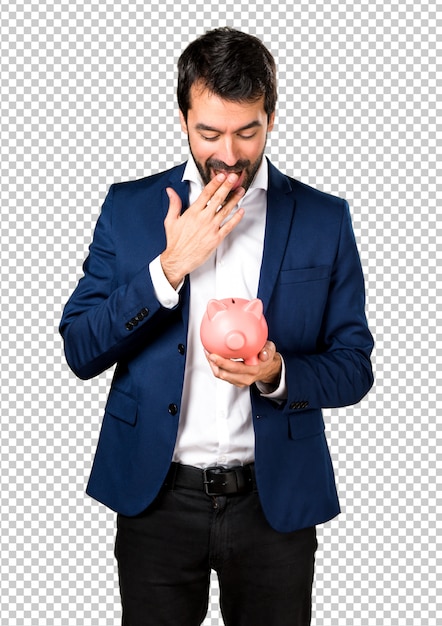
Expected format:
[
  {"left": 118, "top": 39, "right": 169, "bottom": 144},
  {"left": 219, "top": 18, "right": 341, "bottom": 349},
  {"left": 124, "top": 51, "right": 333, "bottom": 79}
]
[
  {"left": 216, "top": 186, "right": 246, "bottom": 215},
  {"left": 198, "top": 172, "right": 242, "bottom": 210},
  {"left": 218, "top": 206, "right": 245, "bottom": 235},
  {"left": 206, "top": 354, "right": 254, "bottom": 388},
  {"left": 197, "top": 172, "right": 228, "bottom": 208},
  {"left": 259, "top": 341, "right": 276, "bottom": 362},
  {"left": 259, "top": 349, "right": 270, "bottom": 362},
  {"left": 207, "top": 174, "right": 244, "bottom": 212},
  {"left": 206, "top": 355, "right": 221, "bottom": 378},
  {"left": 208, "top": 353, "right": 250, "bottom": 373},
  {"left": 165, "top": 187, "right": 182, "bottom": 221}
]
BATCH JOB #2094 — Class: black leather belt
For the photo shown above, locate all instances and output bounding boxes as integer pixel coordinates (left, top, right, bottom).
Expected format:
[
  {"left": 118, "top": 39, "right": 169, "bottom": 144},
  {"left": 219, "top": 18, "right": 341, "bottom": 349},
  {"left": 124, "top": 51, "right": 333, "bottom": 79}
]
[{"left": 164, "top": 462, "right": 255, "bottom": 496}]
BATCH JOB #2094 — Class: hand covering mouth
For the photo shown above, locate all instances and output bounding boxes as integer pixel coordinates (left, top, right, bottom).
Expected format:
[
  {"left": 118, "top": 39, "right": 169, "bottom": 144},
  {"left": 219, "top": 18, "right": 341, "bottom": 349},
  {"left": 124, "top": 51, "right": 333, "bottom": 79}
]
[{"left": 212, "top": 169, "right": 246, "bottom": 189}]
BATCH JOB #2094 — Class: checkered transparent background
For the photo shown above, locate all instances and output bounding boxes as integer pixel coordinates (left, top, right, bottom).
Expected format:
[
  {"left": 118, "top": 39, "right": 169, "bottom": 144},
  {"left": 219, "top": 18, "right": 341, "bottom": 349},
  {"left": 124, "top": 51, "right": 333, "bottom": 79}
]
[{"left": 1, "top": 0, "right": 440, "bottom": 624}]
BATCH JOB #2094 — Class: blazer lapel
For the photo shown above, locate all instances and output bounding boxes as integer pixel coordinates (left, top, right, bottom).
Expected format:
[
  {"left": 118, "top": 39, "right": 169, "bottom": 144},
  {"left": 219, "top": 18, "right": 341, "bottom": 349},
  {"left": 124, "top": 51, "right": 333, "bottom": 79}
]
[
  {"left": 164, "top": 163, "right": 190, "bottom": 214},
  {"left": 257, "top": 160, "right": 296, "bottom": 313},
  {"left": 163, "top": 163, "right": 191, "bottom": 328}
]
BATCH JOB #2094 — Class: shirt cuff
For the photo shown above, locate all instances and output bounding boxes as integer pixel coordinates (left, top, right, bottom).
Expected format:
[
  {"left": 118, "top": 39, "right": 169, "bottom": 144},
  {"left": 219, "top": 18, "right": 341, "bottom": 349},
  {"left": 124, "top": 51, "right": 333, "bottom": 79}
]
[
  {"left": 256, "top": 355, "right": 287, "bottom": 400},
  {"left": 149, "top": 255, "right": 183, "bottom": 309}
]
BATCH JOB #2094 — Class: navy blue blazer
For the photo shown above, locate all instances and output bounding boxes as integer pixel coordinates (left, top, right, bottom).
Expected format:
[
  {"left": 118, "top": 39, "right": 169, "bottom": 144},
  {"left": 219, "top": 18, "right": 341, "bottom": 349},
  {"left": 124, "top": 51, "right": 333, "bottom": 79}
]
[{"left": 60, "top": 159, "right": 373, "bottom": 532}]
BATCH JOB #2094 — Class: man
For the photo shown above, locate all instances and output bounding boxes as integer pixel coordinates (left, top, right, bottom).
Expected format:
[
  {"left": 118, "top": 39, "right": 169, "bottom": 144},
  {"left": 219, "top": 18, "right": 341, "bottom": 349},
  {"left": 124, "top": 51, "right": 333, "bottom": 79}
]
[{"left": 60, "top": 27, "right": 373, "bottom": 626}]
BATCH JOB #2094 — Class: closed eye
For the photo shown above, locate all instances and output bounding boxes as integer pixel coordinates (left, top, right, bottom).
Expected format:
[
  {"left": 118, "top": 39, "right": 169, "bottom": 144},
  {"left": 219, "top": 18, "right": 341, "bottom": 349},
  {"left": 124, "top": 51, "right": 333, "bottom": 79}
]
[
  {"left": 199, "top": 132, "right": 258, "bottom": 141},
  {"left": 201, "top": 134, "right": 220, "bottom": 142}
]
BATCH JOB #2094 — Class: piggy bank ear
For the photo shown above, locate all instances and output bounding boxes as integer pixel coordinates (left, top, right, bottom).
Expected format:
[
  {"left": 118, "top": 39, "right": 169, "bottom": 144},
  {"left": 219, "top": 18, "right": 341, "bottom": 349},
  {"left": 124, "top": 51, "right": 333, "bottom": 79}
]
[
  {"left": 207, "top": 299, "right": 228, "bottom": 321},
  {"left": 243, "top": 298, "right": 263, "bottom": 319}
]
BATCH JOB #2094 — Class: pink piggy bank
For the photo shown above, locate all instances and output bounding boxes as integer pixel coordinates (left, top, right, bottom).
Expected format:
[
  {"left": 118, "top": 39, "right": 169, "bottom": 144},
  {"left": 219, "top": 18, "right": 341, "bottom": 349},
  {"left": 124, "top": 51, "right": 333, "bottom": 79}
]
[{"left": 200, "top": 298, "right": 268, "bottom": 365}]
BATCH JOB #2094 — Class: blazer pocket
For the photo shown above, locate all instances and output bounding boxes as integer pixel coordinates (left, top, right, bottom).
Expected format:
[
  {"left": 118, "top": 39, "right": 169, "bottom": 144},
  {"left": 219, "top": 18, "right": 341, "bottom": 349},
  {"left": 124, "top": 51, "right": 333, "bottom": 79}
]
[
  {"left": 104, "top": 388, "right": 138, "bottom": 426},
  {"left": 279, "top": 265, "right": 330, "bottom": 285},
  {"left": 288, "top": 411, "right": 325, "bottom": 440}
]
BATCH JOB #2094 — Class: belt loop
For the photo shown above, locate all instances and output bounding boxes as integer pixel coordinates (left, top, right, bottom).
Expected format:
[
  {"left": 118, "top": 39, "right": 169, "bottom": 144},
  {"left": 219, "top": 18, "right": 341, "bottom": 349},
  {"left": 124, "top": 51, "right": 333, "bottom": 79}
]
[
  {"left": 234, "top": 466, "right": 246, "bottom": 492},
  {"left": 167, "top": 462, "right": 179, "bottom": 490}
]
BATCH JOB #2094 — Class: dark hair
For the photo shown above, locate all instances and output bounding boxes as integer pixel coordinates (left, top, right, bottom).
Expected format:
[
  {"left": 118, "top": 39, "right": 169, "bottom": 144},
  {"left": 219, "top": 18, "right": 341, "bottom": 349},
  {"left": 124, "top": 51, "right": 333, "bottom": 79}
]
[{"left": 177, "top": 27, "right": 277, "bottom": 120}]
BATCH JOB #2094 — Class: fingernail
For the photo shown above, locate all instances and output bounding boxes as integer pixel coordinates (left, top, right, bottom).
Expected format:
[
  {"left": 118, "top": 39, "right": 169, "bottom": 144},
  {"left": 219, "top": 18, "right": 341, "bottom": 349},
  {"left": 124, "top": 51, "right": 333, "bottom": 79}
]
[
  {"left": 227, "top": 173, "right": 238, "bottom": 183},
  {"left": 216, "top": 172, "right": 226, "bottom": 181}
]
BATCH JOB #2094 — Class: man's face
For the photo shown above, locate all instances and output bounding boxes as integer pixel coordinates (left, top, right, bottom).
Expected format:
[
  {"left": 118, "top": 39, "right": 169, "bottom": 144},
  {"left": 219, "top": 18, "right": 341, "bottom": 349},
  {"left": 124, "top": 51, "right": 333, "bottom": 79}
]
[{"left": 180, "top": 82, "right": 275, "bottom": 194}]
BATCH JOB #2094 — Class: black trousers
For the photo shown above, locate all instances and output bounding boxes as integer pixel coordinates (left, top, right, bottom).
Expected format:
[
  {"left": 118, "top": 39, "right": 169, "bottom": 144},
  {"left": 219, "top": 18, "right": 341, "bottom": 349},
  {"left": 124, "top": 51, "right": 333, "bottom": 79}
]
[{"left": 115, "top": 482, "right": 317, "bottom": 626}]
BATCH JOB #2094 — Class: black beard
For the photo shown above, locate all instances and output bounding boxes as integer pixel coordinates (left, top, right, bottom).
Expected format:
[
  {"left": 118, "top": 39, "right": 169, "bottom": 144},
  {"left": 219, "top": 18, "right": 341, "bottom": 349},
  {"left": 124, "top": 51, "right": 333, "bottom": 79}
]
[{"left": 188, "top": 142, "right": 266, "bottom": 198}]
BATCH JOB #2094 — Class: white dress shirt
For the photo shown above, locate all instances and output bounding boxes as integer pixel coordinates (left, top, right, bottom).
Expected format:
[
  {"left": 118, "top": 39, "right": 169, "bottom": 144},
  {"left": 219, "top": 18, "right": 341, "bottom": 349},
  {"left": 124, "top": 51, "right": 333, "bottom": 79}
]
[{"left": 149, "top": 156, "right": 286, "bottom": 468}]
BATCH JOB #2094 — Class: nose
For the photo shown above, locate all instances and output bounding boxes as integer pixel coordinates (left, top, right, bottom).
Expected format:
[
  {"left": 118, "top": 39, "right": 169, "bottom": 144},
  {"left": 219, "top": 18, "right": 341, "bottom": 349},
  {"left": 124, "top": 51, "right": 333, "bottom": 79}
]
[{"left": 217, "top": 136, "right": 240, "bottom": 167}]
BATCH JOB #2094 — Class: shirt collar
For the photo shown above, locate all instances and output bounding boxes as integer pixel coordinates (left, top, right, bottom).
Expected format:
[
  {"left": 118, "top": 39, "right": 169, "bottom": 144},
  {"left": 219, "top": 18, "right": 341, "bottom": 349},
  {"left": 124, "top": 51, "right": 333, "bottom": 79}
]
[{"left": 182, "top": 154, "right": 268, "bottom": 193}]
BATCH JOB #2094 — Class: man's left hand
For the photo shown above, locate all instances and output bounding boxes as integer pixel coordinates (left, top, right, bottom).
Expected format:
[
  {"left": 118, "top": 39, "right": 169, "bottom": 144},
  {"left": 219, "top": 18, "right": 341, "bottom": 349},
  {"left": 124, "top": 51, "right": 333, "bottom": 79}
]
[{"left": 206, "top": 341, "right": 282, "bottom": 389}]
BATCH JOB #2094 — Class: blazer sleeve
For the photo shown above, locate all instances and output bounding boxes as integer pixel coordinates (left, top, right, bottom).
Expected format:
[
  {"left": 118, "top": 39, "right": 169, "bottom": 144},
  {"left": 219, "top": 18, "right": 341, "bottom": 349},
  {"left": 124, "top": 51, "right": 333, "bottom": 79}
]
[
  {"left": 59, "top": 185, "right": 176, "bottom": 380},
  {"left": 283, "top": 202, "right": 374, "bottom": 409}
]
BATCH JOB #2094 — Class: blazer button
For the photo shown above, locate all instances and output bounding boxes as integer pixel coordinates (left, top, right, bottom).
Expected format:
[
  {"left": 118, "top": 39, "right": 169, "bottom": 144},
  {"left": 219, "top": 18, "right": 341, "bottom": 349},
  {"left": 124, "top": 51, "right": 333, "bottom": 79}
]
[
  {"left": 178, "top": 344, "right": 185, "bottom": 355},
  {"left": 125, "top": 321, "right": 134, "bottom": 331},
  {"left": 168, "top": 403, "right": 178, "bottom": 416},
  {"left": 140, "top": 308, "right": 149, "bottom": 318}
]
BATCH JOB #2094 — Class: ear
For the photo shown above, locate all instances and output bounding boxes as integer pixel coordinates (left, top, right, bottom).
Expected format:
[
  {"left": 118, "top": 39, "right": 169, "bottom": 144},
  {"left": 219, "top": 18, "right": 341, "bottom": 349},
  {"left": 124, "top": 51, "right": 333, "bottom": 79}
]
[
  {"left": 243, "top": 298, "right": 263, "bottom": 320},
  {"left": 207, "top": 299, "right": 227, "bottom": 321},
  {"left": 179, "top": 110, "right": 188, "bottom": 134},
  {"left": 267, "top": 111, "right": 275, "bottom": 133}
]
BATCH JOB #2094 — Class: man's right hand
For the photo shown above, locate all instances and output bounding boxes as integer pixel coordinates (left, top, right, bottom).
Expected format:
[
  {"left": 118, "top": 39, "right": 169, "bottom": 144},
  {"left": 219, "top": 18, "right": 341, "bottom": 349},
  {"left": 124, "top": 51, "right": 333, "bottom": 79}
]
[{"left": 160, "top": 172, "right": 245, "bottom": 289}]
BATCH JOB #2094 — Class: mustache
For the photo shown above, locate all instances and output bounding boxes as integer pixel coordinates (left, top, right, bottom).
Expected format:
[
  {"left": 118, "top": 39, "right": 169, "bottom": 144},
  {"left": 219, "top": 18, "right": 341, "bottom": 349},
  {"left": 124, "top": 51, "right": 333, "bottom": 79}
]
[{"left": 206, "top": 159, "right": 250, "bottom": 172}]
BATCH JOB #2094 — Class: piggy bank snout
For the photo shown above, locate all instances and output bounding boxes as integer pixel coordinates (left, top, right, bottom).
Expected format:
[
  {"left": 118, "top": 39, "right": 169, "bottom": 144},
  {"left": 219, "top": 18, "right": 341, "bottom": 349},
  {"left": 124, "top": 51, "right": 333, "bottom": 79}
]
[{"left": 225, "top": 330, "right": 246, "bottom": 351}]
